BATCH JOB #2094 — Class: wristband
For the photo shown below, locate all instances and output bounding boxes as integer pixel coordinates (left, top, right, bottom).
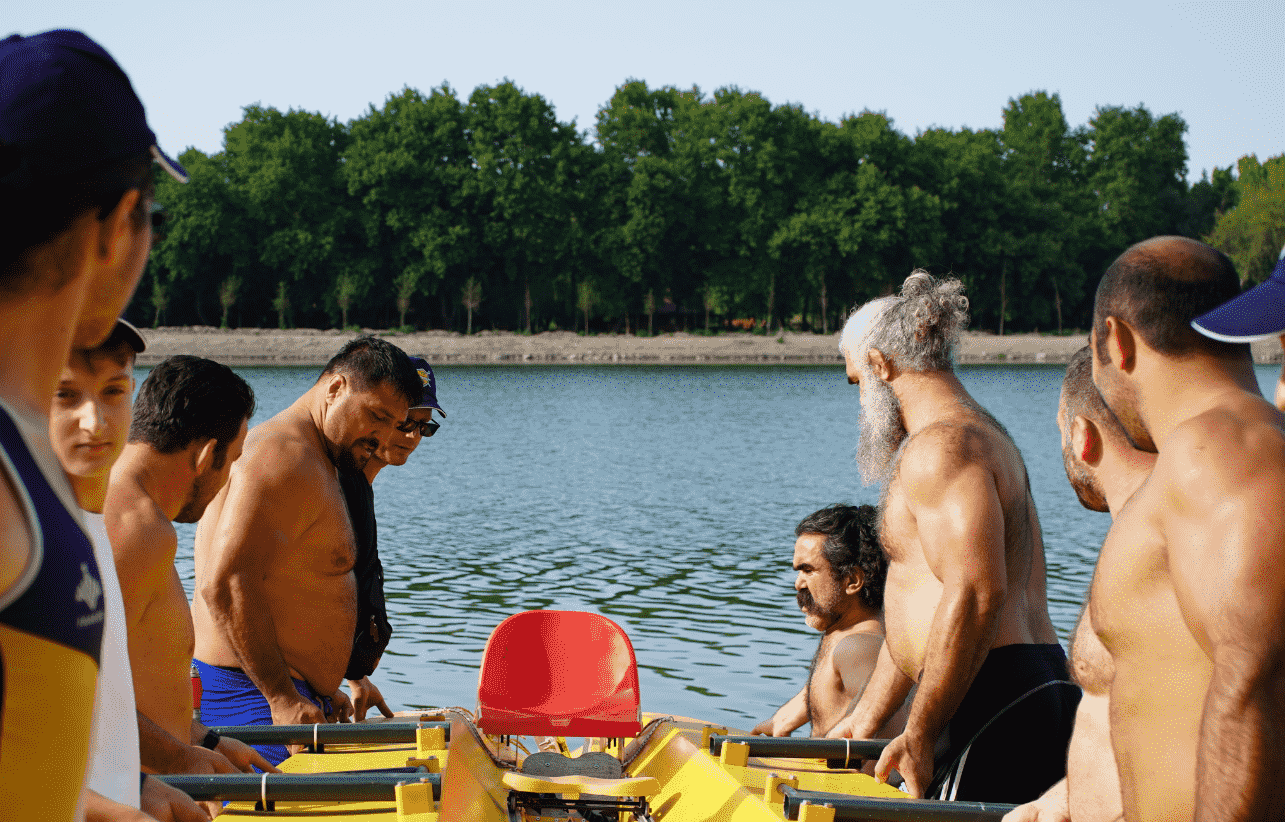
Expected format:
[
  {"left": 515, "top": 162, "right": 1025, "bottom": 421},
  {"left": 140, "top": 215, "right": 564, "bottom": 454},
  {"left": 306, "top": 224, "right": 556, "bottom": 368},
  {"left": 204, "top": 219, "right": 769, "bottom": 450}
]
[
  {"left": 200, "top": 729, "right": 221, "bottom": 750},
  {"left": 140, "top": 772, "right": 148, "bottom": 793}
]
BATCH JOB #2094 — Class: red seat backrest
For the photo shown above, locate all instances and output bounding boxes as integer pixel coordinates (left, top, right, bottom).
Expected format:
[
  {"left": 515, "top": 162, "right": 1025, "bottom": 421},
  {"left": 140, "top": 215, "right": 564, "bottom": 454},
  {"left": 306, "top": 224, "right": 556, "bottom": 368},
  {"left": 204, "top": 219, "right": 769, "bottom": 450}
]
[{"left": 476, "top": 610, "right": 642, "bottom": 738}]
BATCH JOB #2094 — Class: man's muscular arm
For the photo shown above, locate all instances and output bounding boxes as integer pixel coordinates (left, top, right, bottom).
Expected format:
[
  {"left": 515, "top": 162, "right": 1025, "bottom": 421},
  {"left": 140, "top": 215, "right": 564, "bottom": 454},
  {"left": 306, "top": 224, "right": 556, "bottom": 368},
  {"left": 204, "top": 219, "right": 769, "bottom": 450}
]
[
  {"left": 197, "top": 454, "right": 328, "bottom": 727},
  {"left": 1167, "top": 421, "right": 1285, "bottom": 822},
  {"left": 107, "top": 505, "right": 173, "bottom": 635},
  {"left": 828, "top": 641, "right": 915, "bottom": 739},
  {"left": 875, "top": 439, "right": 1008, "bottom": 797}
]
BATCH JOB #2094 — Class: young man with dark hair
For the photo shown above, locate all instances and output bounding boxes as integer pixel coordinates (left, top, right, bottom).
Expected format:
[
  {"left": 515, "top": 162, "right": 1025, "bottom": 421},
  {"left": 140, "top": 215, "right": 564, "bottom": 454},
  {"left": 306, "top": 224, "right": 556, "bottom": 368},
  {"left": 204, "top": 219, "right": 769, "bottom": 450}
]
[
  {"left": 752, "top": 504, "right": 909, "bottom": 740},
  {"left": 105, "top": 356, "right": 268, "bottom": 795},
  {"left": 339, "top": 356, "right": 445, "bottom": 721},
  {"left": 829, "top": 272, "right": 1074, "bottom": 805},
  {"left": 1087, "top": 236, "right": 1285, "bottom": 821},
  {"left": 0, "top": 28, "right": 189, "bottom": 820},
  {"left": 192, "top": 337, "right": 421, "bottom": 765},
  {"left": 50, "top": 323, "right": 219, "bottom": 822}
]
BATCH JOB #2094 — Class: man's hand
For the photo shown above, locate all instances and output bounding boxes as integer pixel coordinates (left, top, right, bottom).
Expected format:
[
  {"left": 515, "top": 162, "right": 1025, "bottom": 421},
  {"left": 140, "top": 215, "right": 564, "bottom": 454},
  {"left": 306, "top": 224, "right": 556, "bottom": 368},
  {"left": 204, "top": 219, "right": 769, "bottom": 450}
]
[
  {"left": 330, "top": 687, "right": 354, "bottom": 723},
  {"left": 268, "top": 694, "right": 330, "bottom": 727},
  {"left": 175, "top": 743, "right": 239, "bottom": 775},
  {"left": 347, "top": 677, "right": 394, "bottom": 721},
  {"left": 214, "top": 735, "right": 280, "bottom": 774},
  {"left": 825, "top": 712, "right": 870, "bottom": 740},
  {"left": 875, "top": 730, "right": 934, "bottom": 798},
  {"left": 1001, "top": 779, "right": 1070, "bottom": 822},
  {"left": 140, "top": 776, "right": 212, "bottom": 822}
]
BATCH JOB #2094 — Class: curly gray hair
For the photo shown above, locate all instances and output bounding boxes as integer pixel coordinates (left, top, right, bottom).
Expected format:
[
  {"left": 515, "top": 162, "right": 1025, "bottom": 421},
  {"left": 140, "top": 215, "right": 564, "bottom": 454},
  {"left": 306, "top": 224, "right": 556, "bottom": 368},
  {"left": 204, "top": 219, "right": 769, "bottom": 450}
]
[{"left": 840, "top": 270, "right": 969, "bottom": 373}]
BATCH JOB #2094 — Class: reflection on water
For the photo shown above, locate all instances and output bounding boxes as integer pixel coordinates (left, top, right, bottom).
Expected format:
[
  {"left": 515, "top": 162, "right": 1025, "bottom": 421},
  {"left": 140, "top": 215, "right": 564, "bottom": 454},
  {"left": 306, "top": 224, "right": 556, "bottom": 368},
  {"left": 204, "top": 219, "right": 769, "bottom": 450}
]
[{"left": 169, "top": 363, "right": 1281, "bottom": 730}]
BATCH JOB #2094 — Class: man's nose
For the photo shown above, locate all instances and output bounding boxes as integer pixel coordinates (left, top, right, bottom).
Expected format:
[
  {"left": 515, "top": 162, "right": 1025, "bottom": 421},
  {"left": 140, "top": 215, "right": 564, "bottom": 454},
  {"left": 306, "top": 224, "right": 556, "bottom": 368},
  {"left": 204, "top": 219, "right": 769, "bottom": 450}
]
[{"left": 77, "top": 400, "right": 105, "bottom": 435}]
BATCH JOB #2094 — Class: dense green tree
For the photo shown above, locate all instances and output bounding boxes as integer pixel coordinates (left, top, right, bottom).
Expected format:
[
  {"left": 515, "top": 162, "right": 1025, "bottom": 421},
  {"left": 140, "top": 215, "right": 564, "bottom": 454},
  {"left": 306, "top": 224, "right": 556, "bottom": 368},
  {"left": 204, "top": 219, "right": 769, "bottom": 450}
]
[{"left": 1207, "top": 154, "right": 1285, "bottom": 285}]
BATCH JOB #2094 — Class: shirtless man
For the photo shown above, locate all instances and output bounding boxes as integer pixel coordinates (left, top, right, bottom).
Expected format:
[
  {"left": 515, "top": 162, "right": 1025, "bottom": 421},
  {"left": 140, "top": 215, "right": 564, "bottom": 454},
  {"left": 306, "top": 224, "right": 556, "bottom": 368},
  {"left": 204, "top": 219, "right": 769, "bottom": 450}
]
[
  {"left": 340, "top": 356, "right": 444, "bottom": 720},
  {"left": 752, "top": 504, "right": 909, "bottom": 739},
  {"left": 106, "top": 355, "right": 270, "bottom": 784},
  {"left": 0, "top": 28, "right": 196, "bottom": 822},
  {"left": 1004, "top": 347, "right": 1155, "bottom": 822},
  {"left": 1088, "top": 237, "right": 1285, "bottom": 821},
  {"left": 193, "top": 336, "right": 421, "bottom": 765},
  {"left": 827, "top": 271, "right": 1077, "bottom": 804}
]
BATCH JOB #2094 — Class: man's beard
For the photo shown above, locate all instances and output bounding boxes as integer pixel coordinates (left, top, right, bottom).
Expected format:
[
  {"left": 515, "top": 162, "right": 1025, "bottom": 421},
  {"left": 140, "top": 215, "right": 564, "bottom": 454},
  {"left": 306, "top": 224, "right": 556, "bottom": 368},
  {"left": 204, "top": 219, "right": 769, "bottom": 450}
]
[
  {"left": 1094, "top": 367, "right": 1155, "bottom": 453},
  {"left": 335, "top": 438, "right": 377, "bottom": 474},
  {"left": 1061, "top": 442, "right": 1108, "bottom": 513},
  {"left": 856, "top": 371, "right": 907, "bottom": 486},
  {"left": 796, "top": 587, "right": 842, "bottom": 628},
  {"left": 175, "top": 471, "right": 217, "bottom": 523}
]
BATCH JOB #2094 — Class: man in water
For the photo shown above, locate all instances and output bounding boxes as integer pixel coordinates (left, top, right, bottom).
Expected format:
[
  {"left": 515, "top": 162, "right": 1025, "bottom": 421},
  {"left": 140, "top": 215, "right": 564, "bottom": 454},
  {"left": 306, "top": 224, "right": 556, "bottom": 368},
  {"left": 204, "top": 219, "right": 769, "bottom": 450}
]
[
  {"left": 1087, "top": 236, "right": 1285, "bottom": 821},
  {"left": 193, "top": 336, "right": 421, "bottom": 766},
  {"left": 106, "top": 356, "right": 270, "bottom": 787},
  {"left": 339, "top": 356, "right": 444, "bottom": 721},
  {"left": 0, "top": 28, "right": 190, "bottom": 820},
  {"left": 752, "top": 504, "right": 909, "bottom": 739},
  {"left": 827, "top": 271, "right": 1077, "bottom": 804},
  {"left": 50, "top": 325, "right": 214, "bottom": 821},
  {"left": 1004, "top": 347, "right": 1155, "bottom": 822}
]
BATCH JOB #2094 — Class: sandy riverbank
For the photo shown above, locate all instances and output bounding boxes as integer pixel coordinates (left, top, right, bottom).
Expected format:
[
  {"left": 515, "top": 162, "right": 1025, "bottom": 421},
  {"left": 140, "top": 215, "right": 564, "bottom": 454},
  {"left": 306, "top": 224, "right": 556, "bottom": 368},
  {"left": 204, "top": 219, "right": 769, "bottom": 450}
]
[{"left": 132, "top": 327, "right": 1285, "bottom": 367}]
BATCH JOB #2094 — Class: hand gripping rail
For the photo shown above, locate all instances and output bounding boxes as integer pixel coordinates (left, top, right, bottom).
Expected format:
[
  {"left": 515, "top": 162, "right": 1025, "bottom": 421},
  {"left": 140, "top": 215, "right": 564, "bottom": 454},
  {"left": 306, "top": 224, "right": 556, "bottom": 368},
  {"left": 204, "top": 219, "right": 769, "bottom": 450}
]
[
  {"left": 707, "top": 735, "right": 891, "bottom": 769},
  {"left": 778, "top": 784, "right": 1015, "bottom": 822},
  {"left": 206, "top": 720, "right": 451, "bottom": 752}
]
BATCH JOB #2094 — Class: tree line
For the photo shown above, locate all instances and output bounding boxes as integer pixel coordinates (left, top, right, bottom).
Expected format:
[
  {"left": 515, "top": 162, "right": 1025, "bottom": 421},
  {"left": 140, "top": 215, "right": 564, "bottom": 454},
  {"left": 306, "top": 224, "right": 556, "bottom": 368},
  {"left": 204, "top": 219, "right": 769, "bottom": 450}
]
[{"left": 137, "top": 79, "right": 1280, "bottom": 336}]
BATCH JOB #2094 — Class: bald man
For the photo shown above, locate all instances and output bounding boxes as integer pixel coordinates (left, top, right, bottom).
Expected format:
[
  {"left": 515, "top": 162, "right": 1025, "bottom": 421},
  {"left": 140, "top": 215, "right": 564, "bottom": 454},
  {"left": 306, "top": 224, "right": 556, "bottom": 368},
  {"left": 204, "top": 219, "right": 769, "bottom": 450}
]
[
  {"left": 1004, "top": 347, "right": 1155, "bottom": 822},
  {"left": 1090, "top": 236, "right": 1285, "bottom": 821}
]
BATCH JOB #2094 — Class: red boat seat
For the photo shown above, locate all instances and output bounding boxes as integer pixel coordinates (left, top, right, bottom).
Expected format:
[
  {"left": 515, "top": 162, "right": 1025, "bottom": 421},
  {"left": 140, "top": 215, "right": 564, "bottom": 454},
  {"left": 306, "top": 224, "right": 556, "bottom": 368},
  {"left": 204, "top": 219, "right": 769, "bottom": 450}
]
[{"left": 476, "top": 610, "right": 642, "bottom": 738}]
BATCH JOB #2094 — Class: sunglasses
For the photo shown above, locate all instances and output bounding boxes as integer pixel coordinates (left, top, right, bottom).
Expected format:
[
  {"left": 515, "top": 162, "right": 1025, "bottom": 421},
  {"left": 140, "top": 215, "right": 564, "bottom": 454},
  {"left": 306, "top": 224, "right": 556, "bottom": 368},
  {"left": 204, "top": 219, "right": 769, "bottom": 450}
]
[{"left": 395, "top": 418, "right": 440, "bottom": 438}]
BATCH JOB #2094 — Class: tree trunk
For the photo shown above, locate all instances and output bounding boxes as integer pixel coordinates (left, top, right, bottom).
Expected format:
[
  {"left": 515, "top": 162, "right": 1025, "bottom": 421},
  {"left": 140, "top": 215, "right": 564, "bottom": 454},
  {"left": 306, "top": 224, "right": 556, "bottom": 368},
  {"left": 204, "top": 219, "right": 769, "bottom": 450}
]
[
  {"left": 766, "top": 271, "right": 776, "bottom": 335},
  {"left": 820, "top": 280, "right": 829, "bottom": 335},
  {"left": 524, "top": 279, "right": 532, "bottom": 334},
  {"left": 467, "top": 306, "right": 473, "bottom": 335},
  {"left": 1053, "top": 281, "right": 1063, "bottom": 334},
  {"left": 998, "top": 258, "right": 1007, "bottom": 336},
  {"left": 648, "top": 311, "right": 654, "bottom": 336}
]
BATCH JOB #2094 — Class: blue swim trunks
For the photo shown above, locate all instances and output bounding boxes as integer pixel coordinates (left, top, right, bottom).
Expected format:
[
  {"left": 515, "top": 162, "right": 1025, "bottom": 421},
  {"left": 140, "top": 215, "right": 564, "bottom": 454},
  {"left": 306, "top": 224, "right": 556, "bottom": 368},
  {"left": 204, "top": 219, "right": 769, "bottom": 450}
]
[{"left": 192, "top": 658, "right": 333, "bottom": 767}]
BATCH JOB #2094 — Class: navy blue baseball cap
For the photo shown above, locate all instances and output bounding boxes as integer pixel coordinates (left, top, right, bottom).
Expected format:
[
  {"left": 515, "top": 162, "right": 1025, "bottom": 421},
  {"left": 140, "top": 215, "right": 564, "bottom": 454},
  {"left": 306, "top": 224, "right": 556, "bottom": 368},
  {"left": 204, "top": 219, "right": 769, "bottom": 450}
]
[
  {"left": 0, "top": 29, "right": 187, "bottom": 187},
  {"left": 1192, "top": 246, "right": 1285, "bottom": 343},
  {"left": 408, "top": 357, "right": 444, "bottom": 415}
]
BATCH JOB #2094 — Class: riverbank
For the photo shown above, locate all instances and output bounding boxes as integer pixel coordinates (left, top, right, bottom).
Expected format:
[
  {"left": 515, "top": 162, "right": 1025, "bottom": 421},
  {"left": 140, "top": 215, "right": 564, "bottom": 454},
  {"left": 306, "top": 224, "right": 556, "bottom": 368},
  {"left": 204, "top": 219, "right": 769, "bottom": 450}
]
[{"left": 133, "top": 327, "right": 1285, "bottom": 367}]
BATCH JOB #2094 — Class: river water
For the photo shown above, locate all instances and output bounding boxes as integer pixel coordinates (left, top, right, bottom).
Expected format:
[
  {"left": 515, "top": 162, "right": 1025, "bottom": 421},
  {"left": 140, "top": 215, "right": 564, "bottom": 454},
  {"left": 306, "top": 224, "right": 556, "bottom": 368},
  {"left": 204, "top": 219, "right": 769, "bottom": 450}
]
[{"left": 169, "top": 364, "right": 1281, "bottom": 730}]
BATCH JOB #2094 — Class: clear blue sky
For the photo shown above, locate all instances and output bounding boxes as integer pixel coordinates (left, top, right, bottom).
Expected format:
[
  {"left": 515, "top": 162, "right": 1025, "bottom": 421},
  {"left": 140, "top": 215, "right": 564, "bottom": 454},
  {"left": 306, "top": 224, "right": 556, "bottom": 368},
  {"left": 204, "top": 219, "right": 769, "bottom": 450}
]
[{"left": 11, "top": 0, "right": 1282, "bottom": 181}]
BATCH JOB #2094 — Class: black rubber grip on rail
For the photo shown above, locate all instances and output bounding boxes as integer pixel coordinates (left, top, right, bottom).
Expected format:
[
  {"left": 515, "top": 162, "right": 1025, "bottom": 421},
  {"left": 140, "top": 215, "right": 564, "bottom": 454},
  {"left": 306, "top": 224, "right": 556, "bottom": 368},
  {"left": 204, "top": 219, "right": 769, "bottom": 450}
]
[
  {"left": 155, "top": 771, "right": 442, "bottom": 803},
  {"left": 707, "top": 735, "right": 890, "bottom": 768},
  {"left": 206, "top": 720, "right": 450, "bottom": 746},
  {"left": 779, "top": 784, "right": 1016, "bottom": 821}
]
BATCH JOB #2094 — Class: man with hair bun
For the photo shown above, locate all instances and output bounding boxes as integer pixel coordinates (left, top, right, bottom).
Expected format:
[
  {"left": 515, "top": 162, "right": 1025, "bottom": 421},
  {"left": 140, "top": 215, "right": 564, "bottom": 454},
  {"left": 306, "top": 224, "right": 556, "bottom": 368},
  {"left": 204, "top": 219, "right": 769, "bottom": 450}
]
[
  {"left": 752, "top": 504, "right": 909, "bottom": 740},
  {"left": 827, "top": 271, "right": 1077, "bottom": 805}
]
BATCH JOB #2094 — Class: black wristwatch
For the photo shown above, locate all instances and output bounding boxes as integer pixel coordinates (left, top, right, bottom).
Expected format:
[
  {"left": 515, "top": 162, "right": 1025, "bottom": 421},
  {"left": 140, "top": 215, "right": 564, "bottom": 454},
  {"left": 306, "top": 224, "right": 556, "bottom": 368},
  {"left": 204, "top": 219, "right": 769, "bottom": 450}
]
[{"left": 200, "top": 729, "right": 221, "bottom": 750}]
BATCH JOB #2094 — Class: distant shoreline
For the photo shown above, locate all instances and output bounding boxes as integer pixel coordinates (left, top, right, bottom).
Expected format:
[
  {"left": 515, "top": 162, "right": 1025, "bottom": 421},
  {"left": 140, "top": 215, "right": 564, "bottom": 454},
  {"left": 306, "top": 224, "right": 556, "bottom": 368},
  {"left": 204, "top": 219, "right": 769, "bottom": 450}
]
[{"left": 133, "top": 327, "right": 1285, "bottom": 367}]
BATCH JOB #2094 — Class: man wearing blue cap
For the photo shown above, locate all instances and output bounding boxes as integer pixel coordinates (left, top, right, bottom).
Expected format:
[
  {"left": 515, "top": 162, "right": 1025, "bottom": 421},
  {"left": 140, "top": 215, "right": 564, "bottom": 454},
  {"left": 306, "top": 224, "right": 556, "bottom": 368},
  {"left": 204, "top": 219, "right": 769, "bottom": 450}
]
[
  {"left": 1192, "top": 245, "right": 1285, "bottom": 411},
  {"left": 0, "top": 28, "right": 205, "bottom": 822},
  {"left": 338, "top": 356, "right": 445, "bottom": 720}
]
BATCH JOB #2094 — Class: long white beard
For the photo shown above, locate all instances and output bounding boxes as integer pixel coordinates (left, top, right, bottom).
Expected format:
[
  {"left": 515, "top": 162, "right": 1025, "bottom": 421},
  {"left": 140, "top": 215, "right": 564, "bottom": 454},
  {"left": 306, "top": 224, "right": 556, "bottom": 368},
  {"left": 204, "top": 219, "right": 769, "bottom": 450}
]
[{"left": 856, "top": 372, "right": 907, "bottom": 487}]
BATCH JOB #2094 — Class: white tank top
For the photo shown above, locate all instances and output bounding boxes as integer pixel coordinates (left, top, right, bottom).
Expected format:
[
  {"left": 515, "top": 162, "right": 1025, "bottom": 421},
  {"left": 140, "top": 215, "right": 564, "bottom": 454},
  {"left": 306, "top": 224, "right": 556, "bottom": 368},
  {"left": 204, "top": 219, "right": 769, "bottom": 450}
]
[{"left": 83, "top": 510, "right": 142, "bottom": 808}]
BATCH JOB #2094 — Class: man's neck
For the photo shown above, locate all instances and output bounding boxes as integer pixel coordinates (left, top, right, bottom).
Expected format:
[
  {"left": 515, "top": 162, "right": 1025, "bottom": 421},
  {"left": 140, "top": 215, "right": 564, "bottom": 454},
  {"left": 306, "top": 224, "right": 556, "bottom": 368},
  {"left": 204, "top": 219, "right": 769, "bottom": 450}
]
[
  {"left": 1136, "top": 353, "right": 1267, "bottom": 447},
  {"left": 890, "top": 369, "right": 974, "bottom": 434},
  {"left": 0, "top": 289, "right": 85, "bottom": 422},
  {"left": 70, "top": 473, "right": 109, "bottom": 514},
  {"left": 1099, "top": 447, "right": 1156, "bottom": 515},
  {"left": 362, "top": 458, "right": 385, "bottom": 484},
  {"left": 113, "top": 444, "right": 189, "bottom": 521},
  {"left": 298, "top": 388, "right": 342, "bottom": 468},
  {"left": 824, "top": 603, "right": 883, "bottom": 637}
]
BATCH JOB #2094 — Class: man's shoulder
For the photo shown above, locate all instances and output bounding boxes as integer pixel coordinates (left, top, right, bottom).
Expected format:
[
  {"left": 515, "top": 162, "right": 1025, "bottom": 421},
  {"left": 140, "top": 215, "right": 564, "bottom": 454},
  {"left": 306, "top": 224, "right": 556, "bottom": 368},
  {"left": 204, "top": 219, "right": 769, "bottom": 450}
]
[
  {"left": 898, "top": 417, "right": 1001, "bottom": 486},
  {"left": 831, "top": 631, "right": 882, "bottom": 670},
  {"left": 239, "top": 422, "right": 331, "bottom": 486},
  {"left": 105, "top": 485, "right": 176, "bottom": 561},
  {"left": 1161, "top": 400, "right": 1285, "bottom": 493}
]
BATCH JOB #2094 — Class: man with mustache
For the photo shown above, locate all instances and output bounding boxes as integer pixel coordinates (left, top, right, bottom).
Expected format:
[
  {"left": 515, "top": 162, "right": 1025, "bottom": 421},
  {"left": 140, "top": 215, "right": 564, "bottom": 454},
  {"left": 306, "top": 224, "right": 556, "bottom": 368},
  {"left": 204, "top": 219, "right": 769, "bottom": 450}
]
[
  {"left": 752, "top": 504, "right": 909, "bottom": 739},
  {"left": 1085, "top": 237, "right": 1285, "bottom": 821},
  {"left": 339, "top": 357, "right": 445, "bottom": 722},
  {"left": 827, "top": 271, "right": 1076, "bottom": 805},
  {"left": 105, "top": 356, "right": 267, "bottom": 790},
  {"left": 192, "top": 336, "right": 421, "bottom": 766},
  {"left": 1004, "top": 347, "right": 1155, "bottom": 822}
]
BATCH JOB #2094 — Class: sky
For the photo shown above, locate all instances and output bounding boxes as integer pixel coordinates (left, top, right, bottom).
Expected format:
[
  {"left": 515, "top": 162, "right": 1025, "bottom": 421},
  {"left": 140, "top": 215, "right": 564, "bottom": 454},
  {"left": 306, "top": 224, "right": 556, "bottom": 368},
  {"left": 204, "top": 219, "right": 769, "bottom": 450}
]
[{"left": 10, "top": 1, "right": 1282, "bottom": 182}]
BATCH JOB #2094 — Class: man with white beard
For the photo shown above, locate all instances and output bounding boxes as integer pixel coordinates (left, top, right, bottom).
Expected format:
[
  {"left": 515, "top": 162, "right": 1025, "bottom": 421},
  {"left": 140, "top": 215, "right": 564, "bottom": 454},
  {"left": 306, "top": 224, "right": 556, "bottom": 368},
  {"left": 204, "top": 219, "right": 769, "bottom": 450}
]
[{"left": 826, "top": 271, "right": 1077, "bottom": 805}]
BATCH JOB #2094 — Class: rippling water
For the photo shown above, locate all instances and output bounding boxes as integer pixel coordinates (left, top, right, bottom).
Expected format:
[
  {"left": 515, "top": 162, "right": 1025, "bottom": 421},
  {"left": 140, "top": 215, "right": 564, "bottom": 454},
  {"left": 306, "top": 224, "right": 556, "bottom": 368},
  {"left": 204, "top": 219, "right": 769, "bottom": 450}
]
[{"left": 169, "top": 363, "right": 1281, "bottom": 730}]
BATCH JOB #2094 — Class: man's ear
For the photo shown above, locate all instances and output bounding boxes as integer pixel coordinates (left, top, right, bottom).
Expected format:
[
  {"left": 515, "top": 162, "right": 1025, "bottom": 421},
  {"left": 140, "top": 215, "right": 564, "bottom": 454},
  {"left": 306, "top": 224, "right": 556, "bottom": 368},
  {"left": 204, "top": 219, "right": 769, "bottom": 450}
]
[
  {"left": 1071, "top": 415, "right": 1103, "bottom": 467},
  {"left": 93, "top": 189, "right": 144, "bottom": 268},
  {"left": 1104, "top": 317, "right": 1137, "bottom": 374},
  {"left": 845, "top": 570, "right": 865, "bottom": 596},
  {"left": 192, "top": 438, "right": 218, "bottom": 474},
  {"left": 867, "top": 349, "right": 895, "bottom": 382},
  {"left": 324, "top": 373, "right": 347, "bottom": 404}
]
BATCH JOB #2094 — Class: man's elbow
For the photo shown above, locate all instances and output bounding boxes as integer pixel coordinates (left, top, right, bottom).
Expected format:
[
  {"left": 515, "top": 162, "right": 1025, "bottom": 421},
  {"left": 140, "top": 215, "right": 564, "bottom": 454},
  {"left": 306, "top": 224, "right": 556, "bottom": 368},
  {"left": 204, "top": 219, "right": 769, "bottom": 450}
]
[{"left": 199, "top": 575, "right": 236, "bottom": 615}]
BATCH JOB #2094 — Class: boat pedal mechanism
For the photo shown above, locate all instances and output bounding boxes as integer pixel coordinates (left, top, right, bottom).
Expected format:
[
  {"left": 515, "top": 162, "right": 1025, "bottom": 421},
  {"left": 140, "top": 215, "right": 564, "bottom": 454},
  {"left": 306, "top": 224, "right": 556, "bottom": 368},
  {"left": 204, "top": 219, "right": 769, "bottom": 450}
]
[{"left": 503, "top": 753, "right": 658, "bottom": 822}]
